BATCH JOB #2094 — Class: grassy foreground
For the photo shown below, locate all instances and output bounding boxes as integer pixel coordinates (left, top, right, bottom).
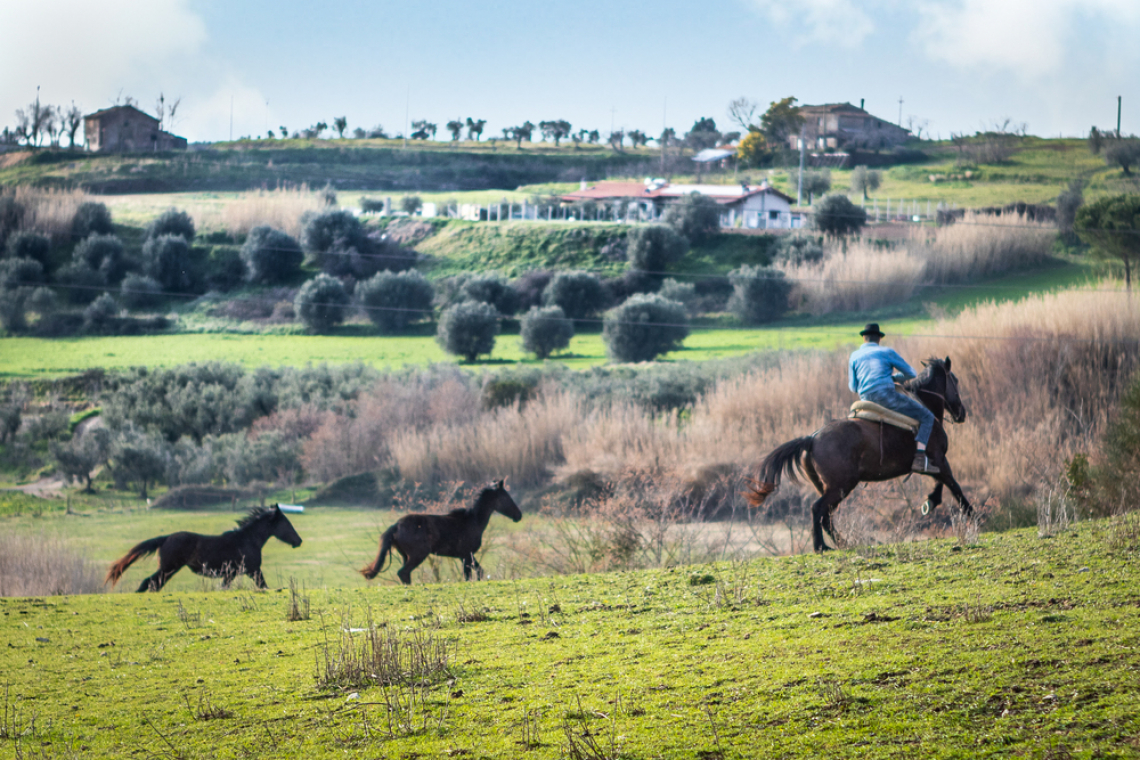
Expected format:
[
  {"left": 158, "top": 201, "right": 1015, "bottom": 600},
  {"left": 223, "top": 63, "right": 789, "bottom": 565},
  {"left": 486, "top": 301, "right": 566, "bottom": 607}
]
[{"left": 1, "top": 520, "right": 1138, "bottom": 758}]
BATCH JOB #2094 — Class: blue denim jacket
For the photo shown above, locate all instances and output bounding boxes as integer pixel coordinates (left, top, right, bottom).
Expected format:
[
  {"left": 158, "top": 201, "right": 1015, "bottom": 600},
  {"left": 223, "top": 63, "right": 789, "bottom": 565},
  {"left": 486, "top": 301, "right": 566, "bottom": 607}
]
[{"left": 848, "top": 343, "right": 916, "bottom": 397}]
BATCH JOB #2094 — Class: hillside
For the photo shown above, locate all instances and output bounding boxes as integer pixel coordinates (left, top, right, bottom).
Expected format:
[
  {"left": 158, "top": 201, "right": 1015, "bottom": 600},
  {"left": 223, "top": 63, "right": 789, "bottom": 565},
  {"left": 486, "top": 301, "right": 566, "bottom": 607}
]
[{"left": 0, "top": 518, "right": 1137, "bottom": 758}]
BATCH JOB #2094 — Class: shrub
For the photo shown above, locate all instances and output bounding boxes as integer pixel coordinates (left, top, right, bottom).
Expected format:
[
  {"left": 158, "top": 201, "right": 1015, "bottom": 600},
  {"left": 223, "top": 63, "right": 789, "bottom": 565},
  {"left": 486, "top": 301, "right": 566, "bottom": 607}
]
[
  {"left": 658, "top": 278, "right": 699, "bottom": 314},
  {"left": 143, "top": 234, "right": 199, "bottom": 291},
  {"left": 812, "top": 194, "right": 867, "bottom": 238},
  {"left": 773, "top": 235, "right": 825, "bottom": 266},
  {"left": 0, "top": 256, "right": 44, "bottom": 291},
  {"left": 727, "top": 265, "right": 791, "bottom": 324},
  {"left": 1105, "top": 139, "right": 1140, "bottom": 176},
  {"left": 602, "top": 293, "right": 690, "bottom": 363},
  {"left": 25, "top": 287, "right": 57, "bottom": 319},
  {"left": 543, "top": 270, "right": 608, "bottom": 320},
  {"left": 356, "top": 269, "right": 435, "bottom": 333},
  {"left": 73, "top": 233, "right": 130, "bottom": 285},
  {"left": 241, "top": 226, "right": 304, "bottom": 284},
  {"left": 627, "top": 224, "right": 688, "bottom": 275},
  {"left": 84, "top": 293, "right": 119, "bottom": 330},
  {"left": 437, "top": 300, "right": 499, "bottom": 362},
  {"left": 71, "top": 201, "right": 113, "bottom": 239},
  {"left": 206, "top": 246, "right": 246, "bottom": 291},
  {"left": 146, "top": 208, "right": 195, "bottom": 241},
  {"left": 294, "top": 273, "right": 350, "bottom": 333},
  {"left": 513, "top": 270, "right": 552, "bottom": 310},
  {"left": 5, "top": 231, "right": 50, "bottom": 267},
  {"left": 461, "top": 272, "right": 519, "bottom": 315},
  {"left": 1056, "top": 180, "right": 1085, "bottom": 237},
  {"left": 662, "top": 193, "right": 720, "bottom": 244},
  {"left": 55, "top": 260, "right": 105, "bottom": 304},
  {"left": 0, "top": 286, "right": 28, "bottom": 331},
  {"left": 120, "top": 273, "right": 164, "bottom": 309},
  {"left": 520, "top": 305, "right": 574, "bottom": 359},
  {"left": 401, "top": 195, "right": 423, "bottom": 214},
  {"left": 302, "top": 208, "right": 368, "bottom": 257}
]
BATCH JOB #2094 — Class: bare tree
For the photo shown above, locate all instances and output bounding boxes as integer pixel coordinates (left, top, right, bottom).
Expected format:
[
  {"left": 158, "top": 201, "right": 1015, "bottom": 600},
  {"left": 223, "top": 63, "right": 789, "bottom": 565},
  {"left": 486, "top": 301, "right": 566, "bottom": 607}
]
[
  {"left": 727, "top": 97, "right": 759, "bottom": 131},
  {"left": 333, "top": 116, "right": 348, "bottom": 138},
  {"left": 446, "top": 119, "right": 463, "bottom": 141},
  {"left": 608, "top": 129, "right": 625, "bottom": 151},
  {"left": 14, "top": 97, "right": 53, "bottom": 147},
  {"left": 64, "top": 102, "right": 83, "bottom": 148}
]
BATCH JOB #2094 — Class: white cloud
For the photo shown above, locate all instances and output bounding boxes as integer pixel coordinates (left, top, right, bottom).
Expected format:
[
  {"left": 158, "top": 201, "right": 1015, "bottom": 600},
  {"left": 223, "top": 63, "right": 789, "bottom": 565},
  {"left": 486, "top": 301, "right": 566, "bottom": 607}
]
[
  {"left": 746, "top": 0, "right": 876, "bottom": 48},
  {"left": 0, "top": 0, "right": 268, "bottom": 142},
  {"left": 913, "top": 0, "right": 1140, "bottom": 78}
]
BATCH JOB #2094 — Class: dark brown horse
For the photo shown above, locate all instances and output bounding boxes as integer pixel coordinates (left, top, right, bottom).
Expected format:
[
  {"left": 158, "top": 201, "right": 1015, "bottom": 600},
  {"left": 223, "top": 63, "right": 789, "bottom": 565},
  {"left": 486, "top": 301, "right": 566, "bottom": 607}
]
[
  {"left": 106, "top": 505, "right": 303, "bottom": 592},
  {"left": 361, "top": 480, "right": 522, "bottom": 585},
  {"left": 747, "top": 357, "right": 973, "bottom": 552}
]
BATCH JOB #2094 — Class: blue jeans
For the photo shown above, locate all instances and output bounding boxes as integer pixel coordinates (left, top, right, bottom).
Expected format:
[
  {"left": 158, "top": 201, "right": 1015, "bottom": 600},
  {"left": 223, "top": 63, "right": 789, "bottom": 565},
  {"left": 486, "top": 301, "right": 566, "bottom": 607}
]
[{"left": 862, "top": 388, "right": 935, "bottom": 446}]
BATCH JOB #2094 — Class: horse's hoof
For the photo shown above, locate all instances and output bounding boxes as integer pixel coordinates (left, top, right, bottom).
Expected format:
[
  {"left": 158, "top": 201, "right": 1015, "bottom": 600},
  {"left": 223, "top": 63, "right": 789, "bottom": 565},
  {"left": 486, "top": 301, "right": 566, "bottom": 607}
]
[{"left": 921, "top": 499, "right": 933, "bottom": 515}]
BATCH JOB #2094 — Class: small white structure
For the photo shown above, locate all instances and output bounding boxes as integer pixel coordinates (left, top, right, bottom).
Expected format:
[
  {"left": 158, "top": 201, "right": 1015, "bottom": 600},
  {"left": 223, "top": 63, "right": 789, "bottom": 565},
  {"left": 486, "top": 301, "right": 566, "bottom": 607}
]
[{"left": 561, "top": 180, "right": 802, "bottom": 229}]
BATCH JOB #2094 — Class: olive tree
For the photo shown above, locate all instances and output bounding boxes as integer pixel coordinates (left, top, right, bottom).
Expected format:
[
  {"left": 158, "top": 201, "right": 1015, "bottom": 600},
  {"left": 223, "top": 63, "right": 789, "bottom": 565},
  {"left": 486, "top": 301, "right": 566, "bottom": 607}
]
[
  {"left": 356, "top": 269, "right": 435, "bottom": 333},
  {"left": 1076, "top": 193, "right": 1140, "bottom": 290},
  {"left": 542, "top": 270, "right": 608, "bottom": 320},
  {"left": 727, "top": 265, "right": 791, "bottom": 324},
  {"left": 602, "top": 293, "right": 689, "bottom": 363},
  {"left": 662, "top": 193, "right": 721, "bottom": 244},
  {"left": 520, "top": 305, "right": 573, "bottom": 359},
  {"left": 294, "top": 273, "right": 351, "bottom": 332},
  {"left": 241, "top": 226, "right": 304, "bottom": 284},
  {"left": 437, "top": 300, "right": 499, "bottom": 362},
  {"left": 627, "top": 224, "right": 688, "bottom": 276},
  {"left": 811, "top": 194, "right": 867, "bottom": 239}
]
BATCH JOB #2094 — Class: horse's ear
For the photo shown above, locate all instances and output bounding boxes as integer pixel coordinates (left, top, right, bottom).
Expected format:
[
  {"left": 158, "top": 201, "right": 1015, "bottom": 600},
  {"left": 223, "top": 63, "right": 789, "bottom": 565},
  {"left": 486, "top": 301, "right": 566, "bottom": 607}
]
[
  {"left": 494, "top": 479, "right": 505, "bottom": 490},
  {"left": 273, "top": 504, "right": 281, "bottom": 513},
  {"left": 944, "top": 356, "right": 951, "bottom": 371},
  {"left": 921, "top": 360, "right": 929, "bottom": 367}
]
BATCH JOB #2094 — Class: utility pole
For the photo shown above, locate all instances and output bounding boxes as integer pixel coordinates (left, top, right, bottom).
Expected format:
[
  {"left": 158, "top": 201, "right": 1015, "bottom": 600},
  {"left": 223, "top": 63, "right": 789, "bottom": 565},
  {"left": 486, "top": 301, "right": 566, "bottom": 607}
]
[
  {"left": 898, "top": 97, "right": 904, "bottom": 127},
  {"left": 1118, "top": 95, "right": 1122, "bottom": 138},
  {"left": 404, "top": 87, "right": 410, "bottom": 149},
  {"left": 229, "top": 95, "right": 234, "bottom": 142},
  {"left": 660, "top": 97, "right": 667, "bottom": 176}
]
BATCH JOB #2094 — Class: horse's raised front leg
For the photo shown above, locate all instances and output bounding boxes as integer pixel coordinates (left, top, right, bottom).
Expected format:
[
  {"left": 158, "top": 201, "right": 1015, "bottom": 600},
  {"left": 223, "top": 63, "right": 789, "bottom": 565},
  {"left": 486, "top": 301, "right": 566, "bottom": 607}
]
[
  {"left": 934, "top": 458, "right": 973, "bottom": 517},
  {"left": 811, "top": 487, "right": 847, "bottom": 552},
  {"left": 922, "top": 483, "right": 944, "bottom": 515}
]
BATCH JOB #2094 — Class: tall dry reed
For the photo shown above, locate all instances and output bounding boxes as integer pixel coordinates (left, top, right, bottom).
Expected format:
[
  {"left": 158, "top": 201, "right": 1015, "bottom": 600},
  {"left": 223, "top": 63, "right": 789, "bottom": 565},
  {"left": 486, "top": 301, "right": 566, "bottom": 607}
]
[
  {"left": 781, "top": 211, "right": 1056, "bottom": 315},
  {"left": 196, "top": 185, "right": 325, "bottom": 239},
  {"left": 0, "top": 533, "right": 104, "bottom": 597},
  {"left": 10, "top": 186, "right": 91, "bottom": 241}
]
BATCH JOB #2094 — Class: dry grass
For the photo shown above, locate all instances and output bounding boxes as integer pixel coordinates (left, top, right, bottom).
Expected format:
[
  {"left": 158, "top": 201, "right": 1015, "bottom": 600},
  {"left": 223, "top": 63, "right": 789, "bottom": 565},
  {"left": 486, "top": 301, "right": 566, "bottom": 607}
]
[
  {"left": 781, "top": 212, "right": 1056, "bottom": 315},
  {"left": 194, "top": 185, "right": 325, "bottom": 238},
  {"left": 301, "top": 281, "right": 1137, "bottom": 550},
  {"left": 0, "top": 533, "right": 104, "bottom": 597},
  {"left": 8, "top": 186, "right": 91, "bottom": 241}
]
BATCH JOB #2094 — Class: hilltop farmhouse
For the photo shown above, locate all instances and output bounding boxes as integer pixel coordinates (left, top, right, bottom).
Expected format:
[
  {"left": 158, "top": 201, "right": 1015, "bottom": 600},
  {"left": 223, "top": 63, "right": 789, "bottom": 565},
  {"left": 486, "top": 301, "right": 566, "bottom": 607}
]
[
  {"left": 794, "top": 102, "right": 910, "bottom": 150},
  {"left": 83, "top": 105, "right": 187, "bottom": 152},
  {"left": 561, "top": 180, "right": 802, "bottom": 229}
]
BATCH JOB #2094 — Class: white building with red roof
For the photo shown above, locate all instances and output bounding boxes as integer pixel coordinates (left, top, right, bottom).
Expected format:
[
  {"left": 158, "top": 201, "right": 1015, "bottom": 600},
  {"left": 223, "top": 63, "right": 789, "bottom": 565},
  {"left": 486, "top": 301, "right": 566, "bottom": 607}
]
[{"left": 561, "top": 179, "right": 801, "bottom": 229}]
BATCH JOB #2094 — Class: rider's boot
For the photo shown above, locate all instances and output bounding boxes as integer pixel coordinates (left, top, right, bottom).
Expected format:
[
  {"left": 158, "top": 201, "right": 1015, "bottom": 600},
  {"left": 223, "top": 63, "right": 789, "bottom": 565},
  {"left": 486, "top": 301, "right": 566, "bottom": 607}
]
[{"left": 912, "top": 450, "right": 940, "bottom": 475}]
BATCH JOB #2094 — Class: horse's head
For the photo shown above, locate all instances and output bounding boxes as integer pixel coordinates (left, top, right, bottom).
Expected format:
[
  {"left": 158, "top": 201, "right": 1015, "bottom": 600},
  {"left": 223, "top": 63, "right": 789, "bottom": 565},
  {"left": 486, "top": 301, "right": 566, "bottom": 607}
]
[
  {"left": 270, "top": 505, "right": 304, "bottom": 548},
  {"left": 922, "top": 357, "right": 967, "bottom": 423},
  {"left": 487, "top": 479, "right": 523, "bottom": 522}
]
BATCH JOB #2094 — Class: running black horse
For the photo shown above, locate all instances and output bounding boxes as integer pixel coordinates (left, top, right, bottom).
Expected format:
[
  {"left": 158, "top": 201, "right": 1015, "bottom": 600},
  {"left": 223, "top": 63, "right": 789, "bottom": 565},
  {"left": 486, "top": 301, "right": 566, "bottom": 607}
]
[
  {"left": 361, "top": 480, "right": 522, "bottom": 585},
  {"left": 106, "top": 505, "right": 303, "bottom": 592},
  {"left": 747, "top": 357, "right": 973, "bottom": 552}
]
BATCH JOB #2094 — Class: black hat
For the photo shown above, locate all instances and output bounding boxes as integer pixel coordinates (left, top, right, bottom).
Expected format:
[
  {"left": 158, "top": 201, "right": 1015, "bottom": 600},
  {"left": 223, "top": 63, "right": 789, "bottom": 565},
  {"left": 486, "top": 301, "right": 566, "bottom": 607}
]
[{"left": 859, "top": 323, "right": 885, "bottom": 337}]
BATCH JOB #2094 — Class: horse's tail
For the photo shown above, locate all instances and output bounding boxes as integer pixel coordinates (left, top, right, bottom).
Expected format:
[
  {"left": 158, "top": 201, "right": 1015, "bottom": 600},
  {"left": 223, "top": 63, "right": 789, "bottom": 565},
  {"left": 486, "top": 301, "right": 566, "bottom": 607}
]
[
  {"left": 105, "top": 535, "right": 168, "bottom": 587},
  {"left": 360, "top": 525, "right": 396, "bottom": 580},
  {"left": 746, "top": 436, "right": 814, "bottom": 508}
]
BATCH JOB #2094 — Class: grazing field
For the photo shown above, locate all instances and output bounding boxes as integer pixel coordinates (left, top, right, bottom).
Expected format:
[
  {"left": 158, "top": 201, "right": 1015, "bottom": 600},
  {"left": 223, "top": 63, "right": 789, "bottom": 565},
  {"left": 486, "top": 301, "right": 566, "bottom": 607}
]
[
  {"left": 0, "top": 259, "right": 1098, "bottom": 379},
  {"left": 0, "top": 517, "right": 1137, "bottom": 759}
]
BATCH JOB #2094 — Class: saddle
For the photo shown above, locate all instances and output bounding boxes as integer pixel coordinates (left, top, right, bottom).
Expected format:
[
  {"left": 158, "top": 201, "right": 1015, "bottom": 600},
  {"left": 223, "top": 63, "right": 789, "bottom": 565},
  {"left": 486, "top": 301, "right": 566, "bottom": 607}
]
[
  {"left": 848, "top": 398, "right": 919, "bottom": 432},
  {"left": 852, "top": 382, "right": 921, "bottom": 430}
]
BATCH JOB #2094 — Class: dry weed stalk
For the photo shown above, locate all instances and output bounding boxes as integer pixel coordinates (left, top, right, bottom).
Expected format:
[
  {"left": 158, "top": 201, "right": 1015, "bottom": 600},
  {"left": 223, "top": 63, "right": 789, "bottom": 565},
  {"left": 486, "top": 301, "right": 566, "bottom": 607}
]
[
  {"left": 193, "top": 185, "right": 324, "bottom": 238},
  {"left": 10, "top": 186, "right": 90, "bottom": 241},
  {"left": 0, "top": 534, "right": 104, "bottom": 597}
]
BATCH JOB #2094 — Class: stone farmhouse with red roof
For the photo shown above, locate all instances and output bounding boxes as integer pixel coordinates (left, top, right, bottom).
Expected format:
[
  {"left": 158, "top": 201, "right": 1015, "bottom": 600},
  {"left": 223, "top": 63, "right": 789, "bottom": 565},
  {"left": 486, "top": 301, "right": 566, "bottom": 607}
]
[{"left": 83, "top": 105, "right": 187, "bottom": 152}]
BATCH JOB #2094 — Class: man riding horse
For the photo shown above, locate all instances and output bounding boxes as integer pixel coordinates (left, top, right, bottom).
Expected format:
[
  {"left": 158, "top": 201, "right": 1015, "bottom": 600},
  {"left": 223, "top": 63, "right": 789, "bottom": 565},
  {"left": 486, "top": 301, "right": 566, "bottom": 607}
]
[{"left": 848, "top": 323, "right": 938, "bottom": 475}]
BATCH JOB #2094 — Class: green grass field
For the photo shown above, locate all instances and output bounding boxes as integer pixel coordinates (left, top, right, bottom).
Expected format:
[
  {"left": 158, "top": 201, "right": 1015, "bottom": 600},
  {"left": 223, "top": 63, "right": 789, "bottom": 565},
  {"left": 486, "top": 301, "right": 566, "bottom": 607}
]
[
  {"left": 0, "top": 257, "right": 1098, "bottom": 379},
  {"left": 0, "top": 510, "right": 1137, "bottom": 758}
]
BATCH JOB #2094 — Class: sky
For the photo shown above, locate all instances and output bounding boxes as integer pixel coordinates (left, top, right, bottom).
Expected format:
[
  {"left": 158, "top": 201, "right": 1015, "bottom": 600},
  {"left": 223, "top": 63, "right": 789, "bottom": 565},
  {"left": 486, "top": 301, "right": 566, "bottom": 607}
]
[{"left": 2, "top": 0, "right": 1139, "bottom": 145}]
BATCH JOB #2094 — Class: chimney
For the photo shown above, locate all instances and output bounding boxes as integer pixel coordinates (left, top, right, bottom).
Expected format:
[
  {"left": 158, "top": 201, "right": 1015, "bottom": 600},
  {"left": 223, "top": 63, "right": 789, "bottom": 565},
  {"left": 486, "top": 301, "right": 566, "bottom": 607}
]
[{"left": 860, "top": 98, "right": 864, "bottom": 111}]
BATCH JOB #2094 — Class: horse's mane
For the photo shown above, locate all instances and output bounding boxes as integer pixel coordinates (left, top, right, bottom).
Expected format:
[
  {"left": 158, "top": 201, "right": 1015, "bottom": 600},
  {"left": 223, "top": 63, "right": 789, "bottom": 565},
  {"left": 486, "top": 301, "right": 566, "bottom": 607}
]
[
  {"left": 448, "top": 485, "right": 499, "bottom": 518},
  {"left": 906, "top": 358, "right": 945, "bottom": 390},
  {"left": 233, "top": 506, "right": 276, "bottom": 531}
]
